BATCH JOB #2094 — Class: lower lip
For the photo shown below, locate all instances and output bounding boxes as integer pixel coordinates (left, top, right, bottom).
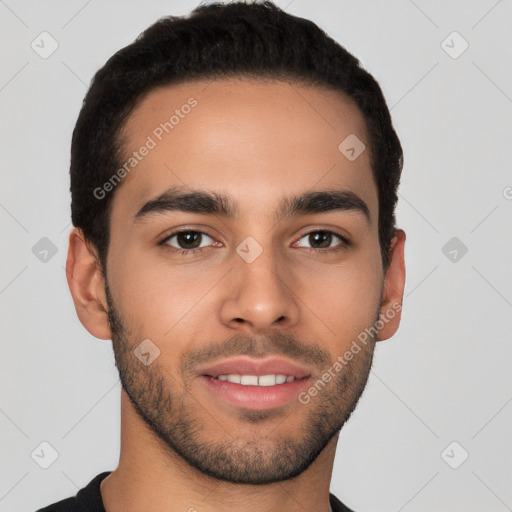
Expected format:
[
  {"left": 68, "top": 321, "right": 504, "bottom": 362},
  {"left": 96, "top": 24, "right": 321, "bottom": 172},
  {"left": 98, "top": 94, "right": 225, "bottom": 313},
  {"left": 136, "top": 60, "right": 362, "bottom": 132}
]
[{"left": 200, "top": 375, "right": 312, "bottom": 410}]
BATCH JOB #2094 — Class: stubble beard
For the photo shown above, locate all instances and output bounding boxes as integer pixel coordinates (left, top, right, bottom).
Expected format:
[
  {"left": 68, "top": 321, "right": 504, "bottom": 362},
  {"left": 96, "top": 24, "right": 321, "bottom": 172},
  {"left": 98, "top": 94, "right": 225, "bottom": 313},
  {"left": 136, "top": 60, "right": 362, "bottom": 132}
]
[{"left": 104, "top": 280, "right": 378, "bottom": 485}]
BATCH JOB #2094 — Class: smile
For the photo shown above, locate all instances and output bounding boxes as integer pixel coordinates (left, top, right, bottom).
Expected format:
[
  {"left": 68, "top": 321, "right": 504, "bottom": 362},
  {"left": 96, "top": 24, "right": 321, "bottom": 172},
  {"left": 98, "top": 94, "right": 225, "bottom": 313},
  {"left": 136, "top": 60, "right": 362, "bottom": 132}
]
[{"left": 211, "top": 374, "right": 296, "bottom": 386}]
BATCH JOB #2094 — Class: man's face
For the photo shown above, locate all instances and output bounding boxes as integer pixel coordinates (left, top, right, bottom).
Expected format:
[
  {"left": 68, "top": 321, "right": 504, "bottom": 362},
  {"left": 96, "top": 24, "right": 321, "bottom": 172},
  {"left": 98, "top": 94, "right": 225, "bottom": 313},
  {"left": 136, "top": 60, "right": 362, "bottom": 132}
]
[{"left": 103, "top": 78, "right": 386, "bottom": 484}]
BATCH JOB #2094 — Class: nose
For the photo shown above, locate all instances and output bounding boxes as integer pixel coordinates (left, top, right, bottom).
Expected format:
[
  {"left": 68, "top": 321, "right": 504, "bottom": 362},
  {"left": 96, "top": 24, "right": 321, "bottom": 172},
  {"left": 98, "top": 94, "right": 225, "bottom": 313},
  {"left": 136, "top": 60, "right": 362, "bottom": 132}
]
[{"left": 220, "top": 247, "right": 300, "bottom": 334}]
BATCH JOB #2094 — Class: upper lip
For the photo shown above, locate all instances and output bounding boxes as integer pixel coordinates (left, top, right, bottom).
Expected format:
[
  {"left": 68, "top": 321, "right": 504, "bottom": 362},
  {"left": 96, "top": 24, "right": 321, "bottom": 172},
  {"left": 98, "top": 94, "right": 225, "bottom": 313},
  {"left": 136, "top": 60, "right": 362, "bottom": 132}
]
[{"left": 198, "top": 356, "right": 313, "bottom": 379}]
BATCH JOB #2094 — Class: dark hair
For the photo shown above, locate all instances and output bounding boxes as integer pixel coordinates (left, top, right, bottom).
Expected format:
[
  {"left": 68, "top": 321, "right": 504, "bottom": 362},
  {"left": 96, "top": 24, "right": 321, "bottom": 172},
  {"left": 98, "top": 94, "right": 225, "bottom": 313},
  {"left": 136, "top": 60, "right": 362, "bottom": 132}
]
[{"left": 70, "top": 0, "right": 403, "bottom": 274}]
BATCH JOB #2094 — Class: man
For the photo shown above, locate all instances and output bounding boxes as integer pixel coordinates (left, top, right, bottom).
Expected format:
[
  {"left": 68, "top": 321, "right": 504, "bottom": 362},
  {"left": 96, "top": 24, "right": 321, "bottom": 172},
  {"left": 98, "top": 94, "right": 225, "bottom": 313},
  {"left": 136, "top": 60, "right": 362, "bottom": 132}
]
[{"left": 38, "top": 1, "right": 405, "bottom": 510}]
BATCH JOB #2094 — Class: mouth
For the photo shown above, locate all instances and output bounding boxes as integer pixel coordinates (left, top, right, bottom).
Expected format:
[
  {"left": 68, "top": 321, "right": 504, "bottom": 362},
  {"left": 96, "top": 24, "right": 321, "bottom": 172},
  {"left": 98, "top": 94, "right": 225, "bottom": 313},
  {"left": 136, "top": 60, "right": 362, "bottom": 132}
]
[
  {"left": 197, "top": 356, "right": 314, "bottom": 410},
  {"left": 199, "top": 374, "right": 313, "bottom": 411}
]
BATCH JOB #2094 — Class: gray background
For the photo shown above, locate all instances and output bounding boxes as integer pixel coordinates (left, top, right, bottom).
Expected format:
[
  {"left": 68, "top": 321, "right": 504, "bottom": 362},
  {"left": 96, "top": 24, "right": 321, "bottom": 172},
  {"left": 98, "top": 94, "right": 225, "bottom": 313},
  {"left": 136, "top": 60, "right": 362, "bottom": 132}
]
[{"left": 1, "top": 1, "right": 511, "bottom": 511}]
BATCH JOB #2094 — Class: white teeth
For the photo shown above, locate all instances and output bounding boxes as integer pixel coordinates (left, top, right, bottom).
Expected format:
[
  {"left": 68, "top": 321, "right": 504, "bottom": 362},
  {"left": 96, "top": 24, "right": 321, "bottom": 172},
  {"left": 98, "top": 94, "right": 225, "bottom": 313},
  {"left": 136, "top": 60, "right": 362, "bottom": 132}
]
[
  {"left": 215, "top": 374, "right": 295, "bottom": 386},
  {"left": 258, "top": 375, "right": 278, "bottom": 386},
  {"left": 240, "top": 375, "right": 258, "bottom": 386}
]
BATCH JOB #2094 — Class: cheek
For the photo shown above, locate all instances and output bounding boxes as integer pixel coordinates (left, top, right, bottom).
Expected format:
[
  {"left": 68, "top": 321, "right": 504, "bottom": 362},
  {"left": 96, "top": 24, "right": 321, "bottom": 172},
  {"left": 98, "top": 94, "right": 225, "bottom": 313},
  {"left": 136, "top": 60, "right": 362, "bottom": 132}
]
[
  {"left": 109, "top": 250, "right": 212, "bottom": 340},
  {"left": 301, "top": 250, "right": 383, "bottom": 342}
]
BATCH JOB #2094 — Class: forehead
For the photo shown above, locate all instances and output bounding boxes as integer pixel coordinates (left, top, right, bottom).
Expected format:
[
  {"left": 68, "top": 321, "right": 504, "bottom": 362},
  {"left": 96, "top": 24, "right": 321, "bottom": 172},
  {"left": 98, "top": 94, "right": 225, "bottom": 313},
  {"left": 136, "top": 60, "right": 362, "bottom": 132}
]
[{"left": 110, "top": 78, "right": 376, "bottom": 223}]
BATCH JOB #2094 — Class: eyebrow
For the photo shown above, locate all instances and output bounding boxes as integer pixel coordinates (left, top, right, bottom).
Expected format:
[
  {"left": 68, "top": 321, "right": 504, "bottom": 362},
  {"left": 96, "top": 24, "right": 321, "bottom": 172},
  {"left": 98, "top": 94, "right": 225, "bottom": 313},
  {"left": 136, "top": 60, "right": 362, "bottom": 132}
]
[{"left": 133, "top": 186, "right": 370, "bottom": 224}]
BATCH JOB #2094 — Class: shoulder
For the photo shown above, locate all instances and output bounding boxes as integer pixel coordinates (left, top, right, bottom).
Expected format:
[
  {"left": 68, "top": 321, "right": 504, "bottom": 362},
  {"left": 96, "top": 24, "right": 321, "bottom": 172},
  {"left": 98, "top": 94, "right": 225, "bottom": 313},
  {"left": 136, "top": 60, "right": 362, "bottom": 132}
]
[
  {"left": 329, "top": 492, "right": 356, "bottom": 512},
  {"left": 36, "top": 496, "right": 79, "bottom": 512},
  {"left": 35, "top": 472, "right": 111, "bottom": 512}
]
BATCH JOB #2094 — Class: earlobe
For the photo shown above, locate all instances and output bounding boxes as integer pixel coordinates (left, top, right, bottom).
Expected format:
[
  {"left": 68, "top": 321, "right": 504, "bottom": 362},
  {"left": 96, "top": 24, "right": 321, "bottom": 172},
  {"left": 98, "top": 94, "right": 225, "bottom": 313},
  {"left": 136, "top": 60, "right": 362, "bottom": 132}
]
[
  {"left": 376, "top": 229, "right": 406, "bottom": 342},
  {"left": 65, "top": 228, "right": 112, "bottom": 340}
]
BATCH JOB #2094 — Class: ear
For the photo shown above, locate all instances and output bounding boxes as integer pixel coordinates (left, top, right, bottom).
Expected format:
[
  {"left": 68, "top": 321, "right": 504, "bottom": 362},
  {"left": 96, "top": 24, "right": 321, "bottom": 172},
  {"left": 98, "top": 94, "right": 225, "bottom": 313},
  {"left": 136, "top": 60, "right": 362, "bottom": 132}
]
[
  {"left": 376, "top": 229, "right": 406, "bottom": 341},
  {"left": 65, "top": 227, "right": 111, "bottom": 340}
]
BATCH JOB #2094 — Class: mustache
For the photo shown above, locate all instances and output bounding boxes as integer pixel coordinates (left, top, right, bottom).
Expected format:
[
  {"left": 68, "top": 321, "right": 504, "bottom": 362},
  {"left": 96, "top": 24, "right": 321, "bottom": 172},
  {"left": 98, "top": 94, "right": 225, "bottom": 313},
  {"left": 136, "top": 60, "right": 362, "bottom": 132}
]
[{"left": 179, "top": 331, "right": 331, "bottom": 379}]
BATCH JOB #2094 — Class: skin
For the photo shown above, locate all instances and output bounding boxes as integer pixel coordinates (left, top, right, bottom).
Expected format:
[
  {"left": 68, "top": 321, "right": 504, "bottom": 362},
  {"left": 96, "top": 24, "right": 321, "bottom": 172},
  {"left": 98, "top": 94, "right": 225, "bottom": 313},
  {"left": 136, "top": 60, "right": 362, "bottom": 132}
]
[{"left": 66, "top": 77, "right": 406, "bottom": 512}]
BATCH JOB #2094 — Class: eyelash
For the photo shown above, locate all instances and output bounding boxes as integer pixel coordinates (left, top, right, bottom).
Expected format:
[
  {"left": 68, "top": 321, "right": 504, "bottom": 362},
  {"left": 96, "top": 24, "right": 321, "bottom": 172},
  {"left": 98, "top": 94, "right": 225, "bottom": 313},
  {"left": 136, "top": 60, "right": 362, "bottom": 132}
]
[{"left": 158, "top": 229, "right": 351, "bottom": 257}]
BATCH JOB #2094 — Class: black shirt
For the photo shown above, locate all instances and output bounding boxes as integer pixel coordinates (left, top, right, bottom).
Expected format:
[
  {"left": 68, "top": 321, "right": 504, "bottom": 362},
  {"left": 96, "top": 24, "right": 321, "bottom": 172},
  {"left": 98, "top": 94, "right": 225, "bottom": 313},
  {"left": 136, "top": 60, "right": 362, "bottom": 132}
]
[{"left": 36, "top": 471, "right": 355, "bottom": 511}]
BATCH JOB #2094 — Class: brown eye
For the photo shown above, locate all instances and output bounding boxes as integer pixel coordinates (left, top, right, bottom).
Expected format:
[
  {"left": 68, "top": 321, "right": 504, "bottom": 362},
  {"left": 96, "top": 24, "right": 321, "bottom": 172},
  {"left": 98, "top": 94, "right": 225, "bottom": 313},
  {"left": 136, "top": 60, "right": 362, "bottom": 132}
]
[
  {"left": 309, "top": 231, "right": 332, "bottom": 248},
  {"left": 295, "top": 230, "right": 348, "bottom": 250},
  {"left": 164, "top": 231, "right": 214, "bottom": 250}
]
